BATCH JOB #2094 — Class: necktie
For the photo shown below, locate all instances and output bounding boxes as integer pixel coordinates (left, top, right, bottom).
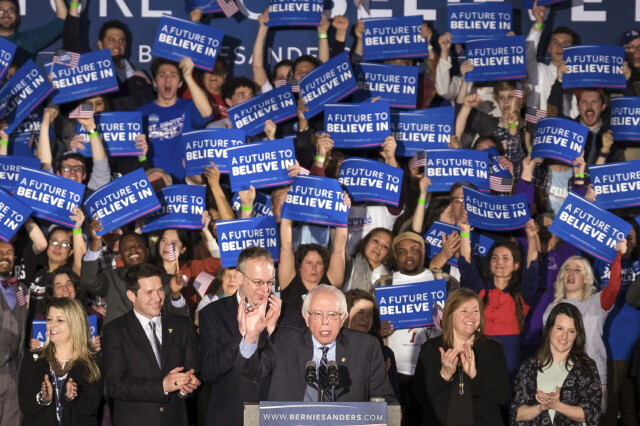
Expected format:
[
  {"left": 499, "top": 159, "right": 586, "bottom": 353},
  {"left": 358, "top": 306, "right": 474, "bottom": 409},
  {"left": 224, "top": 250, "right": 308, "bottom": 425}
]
[
  {"left": 318, "top": 346, "right": 333, "bottom": 402},
  {"left": 1, "top": 276, "right": 17, "bottom": 289},
  {"left": 148, "top": 321, "right": 162, "bottom": 367}
]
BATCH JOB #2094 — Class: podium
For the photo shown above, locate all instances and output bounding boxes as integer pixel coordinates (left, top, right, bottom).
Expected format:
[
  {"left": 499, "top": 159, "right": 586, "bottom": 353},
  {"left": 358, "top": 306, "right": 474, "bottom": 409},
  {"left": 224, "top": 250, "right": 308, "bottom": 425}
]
[{"left": 244, "top": 401, "right": 401, "bottom": 425}]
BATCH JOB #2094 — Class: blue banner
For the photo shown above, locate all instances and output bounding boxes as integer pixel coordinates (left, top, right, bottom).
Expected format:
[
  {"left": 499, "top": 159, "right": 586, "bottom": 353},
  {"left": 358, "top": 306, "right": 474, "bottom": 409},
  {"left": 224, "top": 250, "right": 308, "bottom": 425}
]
[
  {"left": 0, "top": 38, "right": 16, "bottom": 82},
  {"left": 375, "top": 280, "right": 447, "bottom": 329},
  {"left": 363, "top": 16, "right": 428, "bottom": 61},
  {"left": 485, "top": 147, "right": 513, "bottom": 178},
  {"left": 562, "top": 45, "right": 626, "bottom": 89},
  {"left": 324, "top": 101, "right": 390, "bottom": 148},
  {"left": 424, "top": 149, "right": 489, "bottom": 192},
  {"left": 447, "top": 3, "right": 512, "bottom": 44},
  {"left": 549, "top": 191, "right": 631, "bottom": 263},
  {"left": 463, "top": 187, "right": 530, "bottom": 231},
  {"left": 50, "top": 49, "right": 118, "bottom": 104},
  {"left": 14, "top": 167, "right": 85, "bottom": 228},
  {"left": 590, "top": 160, "right": 640, "bottom": 209},
  {"left": 228, "top": 84, "right": 297, "bottom": 137},
  {"left": 227, "top": 137, "right": 295, "bottom": 192},
  {"left": 265, "top": 0, "right": 323, "bottom": 27},
  {"left": 185, "top": 0, "right": 221, "bottom": 14},
  {"left": 465, "top": 36, "right": 527, "bottom": 82},
  {"left": 281, "top": 176, "right": 348, "bottom": 227},
  {"left": 8, "top": 107, "right": 50, "bottom": 158},
  {"left": 354, "top": 62, "right": 419, "bottom": 109},
  {"left": 259, "top": 402, "right": 386, "bottom": 426},
  {"left": 424, "top": 221, "right": 493, "bottom": 268},
  {"left": 141, "top": 185, "right": 205, "bottom": 233},
  {"left": 338, "top": 158, "right": 403, "bottom": 207},
  {"left": 532, "top": 117, "right": 588, "bottom": 165},
  {"left": 76, "top": 112, "right": 143, "bottom": 157},
  {"left": 216, "top": 216, "right": 279, "bottom": 267},
  {"left": 34, "top": 314, "right": 97, "bottom": 343},
  {"left": 231, "top": 191, "right": 272, "bottom": 217},
  {"left": 0, "top": 60, "right": 54, "bottom": 134},
  {"left": 610, "top": 97, "right": 640, "bottom": 141},
  {"left": 0, "top": 156, "right": 40, "bottom": 192},
  {"left": 152, "top": 15, "right": 224, "bottom": 72},
  {"left": 0, "top": 188, "right": 32, "bottom": 242},
  {"left": 183, "top": 128, "right": 245, "bottom": 175},
  {"left": 390, "top": 107, "right": 453, "bottom": 157},
  {"left": 84, "top": 168, "right": 160, "bottom": 236},
  {"left": 299, "top": 52, "right": 358, "bottom": 119}
]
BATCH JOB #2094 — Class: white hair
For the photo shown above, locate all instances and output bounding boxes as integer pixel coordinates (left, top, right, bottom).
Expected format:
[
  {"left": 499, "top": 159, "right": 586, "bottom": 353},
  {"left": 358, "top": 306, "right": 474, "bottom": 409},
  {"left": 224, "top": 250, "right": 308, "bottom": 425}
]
[{"left": 301, "top": 284, "right": 348, "bottom": 318}]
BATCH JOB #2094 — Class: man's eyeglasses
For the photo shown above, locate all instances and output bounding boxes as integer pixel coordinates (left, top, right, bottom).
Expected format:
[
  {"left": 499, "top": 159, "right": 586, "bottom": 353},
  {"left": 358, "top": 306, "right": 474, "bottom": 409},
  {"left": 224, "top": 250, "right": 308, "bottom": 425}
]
[
  {"left": 50, "top": 240, "right": 71, "bottom": 248},
  {"left": 0, "top": 9, "right": 17, "bottom": 16},
  {"left": 307, "top": 311, "right": 343, "bottom": 321},
  {"left": 62, "top": 165, "right": 85, "bottom": 173},
  {"left": 238, "top": 270, "right": 275, "bottom": 288}
]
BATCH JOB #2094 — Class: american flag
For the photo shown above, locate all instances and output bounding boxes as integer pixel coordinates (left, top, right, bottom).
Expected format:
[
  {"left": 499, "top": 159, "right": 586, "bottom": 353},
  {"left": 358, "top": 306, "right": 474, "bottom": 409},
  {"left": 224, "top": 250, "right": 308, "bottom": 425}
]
[
  {"left": 69, "top": 103, "right": 94, "bottom": 119},
  {"left": 16, "top": 287, "right": 27, "bottom": 307},
  {"left": 408, "top": 151, "right": 427, "bottom": 170},
  {"left": 168, "top": 243, "right": 177, "bottom": 261},
  {"left": 525, "top": 106, "right": 547, "bottom": 124},
  {"left": 490, "top": 175, "right": 514, "bottom": 193},
  {"left": 52, "top": 50, "right": 80, "bottom": 68},
  {"left": 275, "top": 79, "right": 300, "bottom": 94},
  {"left": 215, "top": 0, "right": 239, "bottom": 17},
  {"left": 193, "top": 271, "right": 215, "bottom": 299},
  {"left": 299, "top": 167, "right": 310, "bottom": 176}
]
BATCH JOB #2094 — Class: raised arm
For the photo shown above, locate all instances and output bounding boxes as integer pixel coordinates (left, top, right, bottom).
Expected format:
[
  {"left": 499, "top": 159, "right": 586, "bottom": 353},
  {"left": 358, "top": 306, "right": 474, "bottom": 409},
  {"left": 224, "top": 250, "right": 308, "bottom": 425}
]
[
  {"left": 327, "top": 194, "right": 350, "bottom": 288},
  {"left": 277, "top": 217, "right": 296, "bottom": 290},
  {"left": 204, "top": 162, "right": 234, "bottom": 221},
  {"left": 180, "top": 58, "right": 213, "bottom": 119},
  {"left": 252, "top": 9, "right": 270, "bottom": 88},
  {"left": 411, "top": 176, "right": 431, "bottom": 233},
  {"left": 37, "top": 108, "right": 58, "bottom": 170},
  {"left": 317, "top": 14, "right": 330, "bottom": 63}
]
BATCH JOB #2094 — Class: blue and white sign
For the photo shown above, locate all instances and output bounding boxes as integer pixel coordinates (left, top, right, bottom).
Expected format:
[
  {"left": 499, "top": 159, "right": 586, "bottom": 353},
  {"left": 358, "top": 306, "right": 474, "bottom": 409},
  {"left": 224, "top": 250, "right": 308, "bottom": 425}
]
[
  {"left": 465, "top": 36, "right": 527, "bottom": 82},
  {"left": 0, "top": 188, "right": 32, "bottom": 242},
  {"left": 265, "top": 0, "right": 323, "bottom": 27},
  {"left": 375, "top": 280, "right": 447, "bottom": 329},
  {"left": 591, "top": 160, "right": 640, "bottom": 209},
  {"left": 50, "top": 49, "right": 118, "bottom": 104},
  {"left": 532, "top": 117, "right": 588, "bottom": 165},
  {"left": 464, "top": 187, "right": 530, "bottom": 231},
  {"left": 227, "top": 137, "right": 295, "bottom": 192},
  {"left": 485, "top": 147, "right": 512, "bottom": 178},
  {"left": 185, "top": 0, "right": 221, "bottom": 13},
  {"left": 354, "top": 63, "right": 419, "bottom": 109},
  {"left": 152, "top": 15, "right": 224, "bottom": 72},
  {"left": 363, "top": 16, "right": 428, "bottom": 61},
  {"left": 232, "top": 191, "right": 272, "bottom": 217},
  {"left": 0, "top": 156, "right": 40, "bottom": 192},
  {"left": 338, "top": 158, "right": 403, "bottom": 207},
  {"left": 217, "top": 216, "right": 279, "bottom": 267},
  {"left": 260, "top": 402, "right": 387, "bottom": 426},
  {"left": 550, "top": 191, "right": 630, "bottom": 263},
  {"left": 8, "top": 107, "right": 47, "bottom": 158},
  {"left": 183, "top": 128, "right": 244, "bottom": 175},
  {"left": 324, "top": 101, "right": 390, "bottom": 148},
  {"left": 141, "top": 185, "right": 205, "bottom": 233},
  {"left": 300, "top": 52, "right": 358, "bottom": 119},
  {"left": 0, "top": 38, "right": 16, "bottom": 82},
  {"left": 424, "top": 221, "right": 494, "bottom": 268},
  {"left": 562, "top": 45, "right": 626, "bottom": 89},
  {"left": 281, "top": 176, "right": 349, "bottom": 227},
  {"left": 14, "top": 167, "right": 85, "bottom": 228},
  {"left": 610, "top": 97, "right": 640, "bottom": 141},
  {"left": 447, "top": 3, "right": 512, "bottom": 43},
  {"left": 390, "top": 108, "right": 453, "bottom": 157},
  {"left": 424, "top": 149, "right": 489, "bottom": 192},
  {"left": 76, "top": 112, "right": 143, "bottom": 157},
  {"left": 228, "top": 84, "right": 297, "bottom": 137},
  {"left": 84, "top": 168, "right": 160, "bottom": 236}
]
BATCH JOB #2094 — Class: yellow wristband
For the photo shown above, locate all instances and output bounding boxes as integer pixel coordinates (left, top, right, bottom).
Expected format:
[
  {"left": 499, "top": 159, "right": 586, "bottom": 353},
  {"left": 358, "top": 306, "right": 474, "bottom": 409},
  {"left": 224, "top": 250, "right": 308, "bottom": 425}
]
[
  {"left": 575, "top": 173, "right": 584, "bottom": 178},
  {"left": 508, "top": 123, "right": 518, "bottom": 129}
]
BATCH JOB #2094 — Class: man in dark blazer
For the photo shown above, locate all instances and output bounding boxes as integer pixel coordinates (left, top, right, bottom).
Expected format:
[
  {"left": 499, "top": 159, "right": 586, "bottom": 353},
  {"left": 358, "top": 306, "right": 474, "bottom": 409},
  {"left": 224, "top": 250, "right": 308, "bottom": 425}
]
[
  {"left": 235, "top": 284, "right": 397, "bottom": 403},
  {"left": 102, "top": 263, "right": 200, "bottom": 426}
]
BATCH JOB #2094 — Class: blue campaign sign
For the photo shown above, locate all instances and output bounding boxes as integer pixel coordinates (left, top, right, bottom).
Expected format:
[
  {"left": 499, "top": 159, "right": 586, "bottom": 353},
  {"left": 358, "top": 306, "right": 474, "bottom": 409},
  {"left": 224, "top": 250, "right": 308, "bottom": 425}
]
[
  {"left": 281, "top": 176, "right": 349, "bottom": 227},
  {"left": 84, "top": 168, "right": 160, "bottom": 236},
  {"left": 227, "top": 137, "right": 295, "bottom": 192},
  {"left": 390, "top": 108, "right": 453, "bottom": 157},
  {"left": 88, "top": 314, "right": 98, "bottom": 337},
  {"left": 485, "top": 147, "right": 512, "bottom": 179},
  {"left": 424, "top": 221, "right": 493, "bottom": 268},
  {"left": 0, "top": 188, "right": 32, "bottom": 242},
  {"left": 532, "top": 117, "right": 588, "bottom": 165},
  {"left": 363, "top": 16, "right": 428, "bottom": 61},
  {"left": 447, "top": 3, "right": 512, "bottom": 43},
  {"left": 563, "top": 45, "right": 626, "bottom": 89},
  {"left": 265, "top": 0, "right": 323, "bottom": 27},
  {"left": 0, "top": 60, "right": 54, "bottom": 134},
  {"left": 550, "top": 191, "right": 631, "bottom": 263},
  {"left": 141, "top": 184, "right": 206, "bottom": 233},
  {"left": 32, "top": 320, "right": 46, "bottom": 343},
  {"left": 465, "top": 36, "right": 527, "bottom": 82},
  {"left": 324, "top": 101, "right": 390, "bottom": 148},
  {"left": 50, "top": 49, "right": 118, "bottom": 104},
  {"left": 0, "top": 38, "right": 16, "bottom": 81},
  {"left": 464, "top": 187, "right": 530, "bottom": 231},
  {"left": 354, "top": 62, "right": 419, "bottom": 109},
  {"left": 424, "top": 149, "right": 489, "bottom": 192},
  {"left": 260, "top": 402, "right": 387, "bottom": 426},
  {"left": 76, "top": 112, "right": 143, "bottom": 157},
  {"left": 185, "top": 0, "right": 221, "bottom": 13},
  {"left": 0, "top": 156, "right": 40, "bottom": 192},
  {"left": 183, "top": 128, "right": 245, "bottom": 175},
  {"left": 217, "top": 216, "right": 279, "bottom": 267},
  {"left": 375, "top": 280, "right": 447, "bottom": 329},
  {"left": 228, "top": 84, "right": 297, "bottom": 137},
  {"left": 299, "top": 52, "right": 358, "bottom": 119},
  {"left": 231, "top": 191, "right": 273, "bottom": 217},
  {"left": 610, "top": 97, "right": 640, "bottom": 141},
  {"left": 591, "top": 160, "right": 640, "bottom": 209},
  {"left": 14, "top": 167, "right": 85, "bottom": 228},
  {"left": 152, "top": 15, "right": 224, "bottom": 72},
  {"left": 338, "top": 158, "right": 403, "bottom": 207},
  {"left": 8, "top": 107, "right": 50, "bottom": 158}
]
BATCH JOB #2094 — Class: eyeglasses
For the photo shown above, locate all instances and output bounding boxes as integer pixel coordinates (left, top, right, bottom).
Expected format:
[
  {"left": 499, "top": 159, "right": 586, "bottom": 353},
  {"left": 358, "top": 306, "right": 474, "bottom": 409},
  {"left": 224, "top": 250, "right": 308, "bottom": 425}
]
[
  {"left": 50, "top": 240, "right": 71, "bottom": 248},
  {"left": 625, "top": 45, "right": 640, "bottom": 52},
  {"left": 62, "top": 165, "right": 85, "bottom": 173},
  {"left": 307, "top": 311, "right": 343, "bottom": 321},
  {"left": 0, "top": 8, "right": 17, "bottom": 16},
  {"left": 238, "top": 270, "right": 275, "bottom": 288}
]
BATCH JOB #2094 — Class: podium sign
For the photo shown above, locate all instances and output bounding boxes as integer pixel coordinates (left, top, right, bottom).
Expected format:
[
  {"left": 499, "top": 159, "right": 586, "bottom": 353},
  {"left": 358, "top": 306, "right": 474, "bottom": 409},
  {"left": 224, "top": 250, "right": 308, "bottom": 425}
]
[{"left": 259, "top": 401, "right": 387, "bottom": 425}]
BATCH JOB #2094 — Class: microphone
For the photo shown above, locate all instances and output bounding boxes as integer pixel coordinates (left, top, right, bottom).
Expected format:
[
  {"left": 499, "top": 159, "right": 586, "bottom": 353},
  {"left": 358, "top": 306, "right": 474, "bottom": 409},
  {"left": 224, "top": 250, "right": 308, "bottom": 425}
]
[
  {"left": 305, "top": 360, "right": 317, "bottom": 387},
  {"left": 327, "top": 360, "right": 339, "bottom": 387}
]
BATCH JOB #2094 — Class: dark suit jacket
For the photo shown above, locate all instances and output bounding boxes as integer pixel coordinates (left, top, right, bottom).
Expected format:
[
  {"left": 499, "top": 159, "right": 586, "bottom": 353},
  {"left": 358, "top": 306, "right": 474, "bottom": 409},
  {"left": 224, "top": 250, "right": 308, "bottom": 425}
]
[
  {"left": 234, "top": 327, "right": 397, "bottom": 403},
  {"left": 101, "top": 310, "right": 200, "bottom": 426}
]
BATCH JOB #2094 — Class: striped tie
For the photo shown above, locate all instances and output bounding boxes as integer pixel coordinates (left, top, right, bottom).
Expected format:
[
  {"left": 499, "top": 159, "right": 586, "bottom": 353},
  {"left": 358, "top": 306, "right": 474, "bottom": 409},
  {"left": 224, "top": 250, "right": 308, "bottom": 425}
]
[
  {"left": 318, "top": 346, "right": 332, "bottom": 401},
  {"left": 148, "top": 321, "right": 162, "bottom": 368}
]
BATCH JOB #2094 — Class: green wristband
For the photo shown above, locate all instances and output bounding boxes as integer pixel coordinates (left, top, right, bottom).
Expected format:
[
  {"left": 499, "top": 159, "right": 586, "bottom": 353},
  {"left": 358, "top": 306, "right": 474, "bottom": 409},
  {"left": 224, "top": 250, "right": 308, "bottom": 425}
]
[
  {"left": 460, "top": 232, "right": 470, "bottom": 238},
  {"left": 418, "top": 198, "right": 426, "bottom": 205},
  {"left": 575, "top": 173, "right": 585, "bottom": 178},
  {"left": 315, "top": 155, "right": 325, "bottom": 163},
  {"left": 527, "top": 147, "right": 532, "bottom": 153},
  {"left": 534, "top": 23, "right": 543, "bottom": 30},
  {"left": 72, "top": 228, "right": 82, "bottom": 235},
  {"left": 318, "top": 33, "right": 328, "bottom": 39},
  {"left": 508, "top": 123, "right": 518, "bottom": 129},
  {"left": 241, "top": 205, "right": 253, "bottom": 211},
  {"left": 138, "top": 156, "right": 147, "bottom": 163},
  {"left": 0, "top": 140, "right": 7, "bottom": 146},
  {"left": 88, "top": 130, "right": 99, "bottom": 138},
  {"left": 70, "top": 2, "right": 79, "bottom": 7}
]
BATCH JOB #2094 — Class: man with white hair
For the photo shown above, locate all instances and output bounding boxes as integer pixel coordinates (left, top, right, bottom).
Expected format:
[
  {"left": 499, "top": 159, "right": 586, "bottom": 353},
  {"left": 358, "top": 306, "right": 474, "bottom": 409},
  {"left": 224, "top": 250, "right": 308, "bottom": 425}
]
[{"left": 235, "top": 284, "right": 396, "bottom": 402}]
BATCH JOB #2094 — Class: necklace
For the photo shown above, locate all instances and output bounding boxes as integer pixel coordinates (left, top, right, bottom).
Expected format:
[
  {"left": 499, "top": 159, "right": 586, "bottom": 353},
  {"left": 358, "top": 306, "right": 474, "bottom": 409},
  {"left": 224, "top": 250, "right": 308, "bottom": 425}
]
[{"left": 458, "top": 365, "right": 464, "bottom": 395}]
